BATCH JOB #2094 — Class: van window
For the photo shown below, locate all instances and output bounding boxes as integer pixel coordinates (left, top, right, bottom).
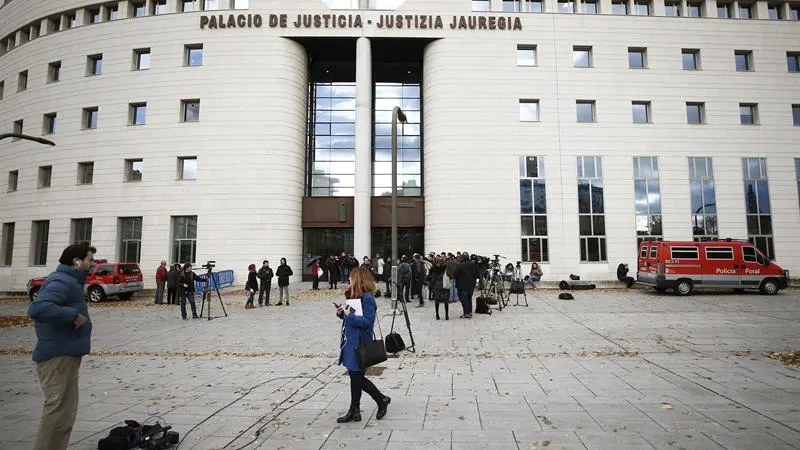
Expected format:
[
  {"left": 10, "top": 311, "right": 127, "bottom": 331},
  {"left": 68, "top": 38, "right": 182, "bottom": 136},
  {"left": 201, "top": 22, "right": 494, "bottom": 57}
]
[
  {"left": 670, "top": 247, "right": 698, "bottom": 259},
  {"left": 649, "top": 246, "right": 658, "bottom": 258},
  {"left": 640, "top": 247, "right": 648, "bottom": 258},
  {"left": 743, "top": 246, "right": 757, "bottom": 263},
  {"left": 95, "top": 265, "right": 114, "bottom": 276},
  {"left": 119, "top": 264, "right": 140, "bottom": 275},
  {"left": 705, "top": 247, "right": 734, "bottom": 260}
]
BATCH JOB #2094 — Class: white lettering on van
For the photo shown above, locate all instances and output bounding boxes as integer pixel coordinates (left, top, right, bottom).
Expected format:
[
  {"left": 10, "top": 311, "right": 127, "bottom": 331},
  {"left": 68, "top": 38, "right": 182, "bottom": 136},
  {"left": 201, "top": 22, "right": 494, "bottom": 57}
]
[
  {"left": 715, "top": 268, "right": 736, "bottom": 274},
  {"left": 744, "top": 268, "right": 760, "bottom": 275}
]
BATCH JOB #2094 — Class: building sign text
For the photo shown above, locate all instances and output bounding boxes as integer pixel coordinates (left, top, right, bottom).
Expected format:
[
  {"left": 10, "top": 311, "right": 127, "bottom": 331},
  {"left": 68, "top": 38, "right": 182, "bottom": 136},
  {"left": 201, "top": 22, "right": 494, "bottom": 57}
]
[{"left": 200, "top": 13, "right": 523, "bottom": 31}]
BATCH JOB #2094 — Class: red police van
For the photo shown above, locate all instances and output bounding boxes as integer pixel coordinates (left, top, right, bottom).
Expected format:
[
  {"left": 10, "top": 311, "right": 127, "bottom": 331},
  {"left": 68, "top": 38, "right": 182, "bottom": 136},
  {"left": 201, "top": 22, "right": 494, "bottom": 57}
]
[{"left": 637, "top": 239, "right": 789, "bottom": 296}]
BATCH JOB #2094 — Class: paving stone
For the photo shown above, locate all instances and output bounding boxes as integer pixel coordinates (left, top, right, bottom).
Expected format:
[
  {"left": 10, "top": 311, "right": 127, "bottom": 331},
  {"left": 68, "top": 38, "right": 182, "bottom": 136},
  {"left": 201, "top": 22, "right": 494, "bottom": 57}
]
[{"left": 1, "top": 289, "right": 798, "bottom": 449}]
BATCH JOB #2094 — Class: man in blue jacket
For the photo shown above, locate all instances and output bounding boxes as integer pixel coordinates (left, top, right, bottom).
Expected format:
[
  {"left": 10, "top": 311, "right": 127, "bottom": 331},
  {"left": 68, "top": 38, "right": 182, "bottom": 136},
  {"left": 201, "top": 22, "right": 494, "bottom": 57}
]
[{"left": 28, "top": 243, "right": 95, "bottom": 450}]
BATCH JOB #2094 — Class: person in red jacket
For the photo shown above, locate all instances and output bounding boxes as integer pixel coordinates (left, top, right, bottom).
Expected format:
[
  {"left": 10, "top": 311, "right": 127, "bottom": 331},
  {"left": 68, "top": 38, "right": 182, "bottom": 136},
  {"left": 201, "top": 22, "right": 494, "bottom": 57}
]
[
  {"left": 155, "top": 261, "right": 168, "bottom": 304},
  {"left": 311, "top": 258, "right": 320, "bottom": 290}
]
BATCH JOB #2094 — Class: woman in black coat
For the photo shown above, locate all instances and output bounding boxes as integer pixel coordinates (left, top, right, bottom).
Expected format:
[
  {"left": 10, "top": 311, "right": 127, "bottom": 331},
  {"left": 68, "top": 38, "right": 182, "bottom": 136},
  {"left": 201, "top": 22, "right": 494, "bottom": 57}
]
[
  {"left": 245, "top": 264, "right": 258, "bottom": 309},
  {"left": 327, "top": 256, "right": 341, "bottom": 289},
  {"left": 429, "top": 255, "right": 449, "bottom": 320}
]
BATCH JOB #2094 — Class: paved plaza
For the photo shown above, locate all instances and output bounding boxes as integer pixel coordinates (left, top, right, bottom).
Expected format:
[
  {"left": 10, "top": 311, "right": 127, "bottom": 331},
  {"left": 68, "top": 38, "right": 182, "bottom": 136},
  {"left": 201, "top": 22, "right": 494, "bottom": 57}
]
[{"left": 1, "top": 286, "right": 799, "bottom": 450}]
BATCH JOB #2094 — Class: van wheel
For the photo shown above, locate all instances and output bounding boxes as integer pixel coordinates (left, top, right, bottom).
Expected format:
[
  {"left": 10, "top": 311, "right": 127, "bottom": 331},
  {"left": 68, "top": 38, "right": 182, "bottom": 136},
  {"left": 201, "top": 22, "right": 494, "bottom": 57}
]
[
  {"left": 675, "top": 279, "right": 693, "bottom": 296},
  {"left": 87, "top": 286, "right": 105, "bottom": 303},
  {"left": 759, "top": 278, "right": 779, "bottom": 296}
]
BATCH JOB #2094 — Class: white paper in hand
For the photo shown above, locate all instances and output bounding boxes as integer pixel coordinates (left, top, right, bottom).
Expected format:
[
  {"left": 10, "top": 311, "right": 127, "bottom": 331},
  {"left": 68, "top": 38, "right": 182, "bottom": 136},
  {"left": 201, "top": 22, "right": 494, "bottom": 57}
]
[{"left": 345, "top": 299, "right": 363, "bottom": 316}]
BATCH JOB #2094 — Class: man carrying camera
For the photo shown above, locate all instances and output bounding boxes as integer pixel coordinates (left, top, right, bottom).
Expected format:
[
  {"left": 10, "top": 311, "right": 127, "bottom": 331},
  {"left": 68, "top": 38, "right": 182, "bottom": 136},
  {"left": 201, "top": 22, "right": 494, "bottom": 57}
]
[{"left": 258, "top": 260, "right": 274, "bottom": 306}]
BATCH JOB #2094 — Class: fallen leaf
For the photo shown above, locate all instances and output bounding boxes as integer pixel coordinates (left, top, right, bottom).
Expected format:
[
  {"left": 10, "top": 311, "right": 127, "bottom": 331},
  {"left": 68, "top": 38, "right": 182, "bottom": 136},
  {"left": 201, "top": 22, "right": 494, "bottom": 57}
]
[{"left": 661, "top": 402, "right": 673, "bottom": 409}]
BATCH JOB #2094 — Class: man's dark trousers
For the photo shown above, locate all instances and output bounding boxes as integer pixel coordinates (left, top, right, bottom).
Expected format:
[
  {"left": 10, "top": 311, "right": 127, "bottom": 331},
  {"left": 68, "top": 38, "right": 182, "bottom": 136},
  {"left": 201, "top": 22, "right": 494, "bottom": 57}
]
[
  {"left": 397, "top": 281, "right": 410, "bottom": 304},
  {"left": 458, "top": 289, "right": 473, "bottom": 315},
  {"left": 259, "top": 280, "right": 271, "bottom": 306}
]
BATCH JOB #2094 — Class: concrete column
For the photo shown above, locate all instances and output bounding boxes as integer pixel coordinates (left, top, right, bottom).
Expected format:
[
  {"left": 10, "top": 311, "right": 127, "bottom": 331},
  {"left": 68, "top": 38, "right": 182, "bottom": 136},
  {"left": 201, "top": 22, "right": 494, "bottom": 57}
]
[
  {"left": 490, "top": 0, "right": 503, "bottom": 11},
  {"left": 40, "top": 18, "right": 49, "bottom": 35},
  {"left": 654, "top": 0, "right": 666, "bottom": 16},
  {"left": 754, "top": 0, "right": 768, "bottom": 18},
  {"left": 354, "top": 37, "right": 372, "bottom": 262},
  {"left": 599, "top": 0, "right": 613, "bottom": 14},
  {"left": 119, "top": 0, "right": 131, "bottom": 18},
  {"left": 781, "top": 2, "right": 791, "bottom": 19}
]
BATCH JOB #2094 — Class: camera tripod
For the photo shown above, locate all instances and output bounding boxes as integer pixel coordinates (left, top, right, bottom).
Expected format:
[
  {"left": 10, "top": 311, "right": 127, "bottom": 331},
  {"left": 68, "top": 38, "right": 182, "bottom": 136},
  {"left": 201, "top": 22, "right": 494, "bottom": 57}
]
[
  {"left": 199, "top": 264, "right": 228, "bottom": 321},
  {"left": 389, "top": 279, "right": 416, "bottom": 353}
]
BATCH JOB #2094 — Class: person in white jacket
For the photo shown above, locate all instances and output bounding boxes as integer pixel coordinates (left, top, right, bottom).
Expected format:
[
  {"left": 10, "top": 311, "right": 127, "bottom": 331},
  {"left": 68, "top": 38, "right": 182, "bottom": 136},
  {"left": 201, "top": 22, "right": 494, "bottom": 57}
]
[{"left": 376, "top": 255, "right": 385, "bottom": 282}]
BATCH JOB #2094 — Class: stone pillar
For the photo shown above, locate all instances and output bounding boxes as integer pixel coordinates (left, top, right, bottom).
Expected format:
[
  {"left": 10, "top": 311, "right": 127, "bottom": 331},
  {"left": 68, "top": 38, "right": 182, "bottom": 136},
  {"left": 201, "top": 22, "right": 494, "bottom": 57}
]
[
  {"left": 599, "top": 0, "right": 613, "bottom": 14},
  {"left": 654, "top": 0, "right": 666, "bottom": 16},
  {"left": 754, "top": 0, "right": 768, "bottom": 18},
  {"left": 354, "top": 37, "right": 372, "bottom": 262}
]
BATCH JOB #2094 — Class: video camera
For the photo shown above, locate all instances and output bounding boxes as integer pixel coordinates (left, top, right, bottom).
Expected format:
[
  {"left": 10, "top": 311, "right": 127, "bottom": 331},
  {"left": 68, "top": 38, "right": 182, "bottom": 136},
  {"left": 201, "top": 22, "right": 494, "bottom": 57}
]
[
  {"left": 201, "top": 260, "right": 216, "bottom": 271},
  {"left": 470, "top": 254, "right": 491, "bottom": 270}
]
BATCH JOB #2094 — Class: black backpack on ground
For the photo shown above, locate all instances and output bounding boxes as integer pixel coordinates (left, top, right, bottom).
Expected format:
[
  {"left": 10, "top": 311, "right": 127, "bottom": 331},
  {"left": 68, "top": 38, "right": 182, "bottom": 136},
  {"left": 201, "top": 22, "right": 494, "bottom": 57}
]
[
  {"left": 475, "top": 296, "right": 492, "bottom": 314},
  {"left": 558, "top": 292, "right": 575, "bottom": 300}
]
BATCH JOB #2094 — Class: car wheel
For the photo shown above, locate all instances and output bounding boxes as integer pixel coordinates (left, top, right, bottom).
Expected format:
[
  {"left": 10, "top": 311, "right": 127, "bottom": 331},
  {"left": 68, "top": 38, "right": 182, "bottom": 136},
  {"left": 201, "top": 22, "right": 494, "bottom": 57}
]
[
  {"left": 675, "top": 279, "right": 693, "bottom": 296},
  {"left": 87, "top": 286, "right": 105, "bottom": 303},
  {"left": 759, "top": 278, "right": 779, "bottom": 296},
  {"left": 29, "top": 287, "right": 40, "bottom": 302},
  {"left": 118, "top": 292, "right": 134, "bottom": 300}
]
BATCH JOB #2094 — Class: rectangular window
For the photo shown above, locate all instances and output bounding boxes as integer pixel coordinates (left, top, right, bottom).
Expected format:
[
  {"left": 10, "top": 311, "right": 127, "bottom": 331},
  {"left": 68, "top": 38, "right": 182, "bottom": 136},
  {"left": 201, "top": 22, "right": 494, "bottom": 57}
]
[
  {"left": 735, "top": 50, "right": 753, "bottom": 71},
  {"left": 89, "top": 8, "right": 101, "bottom": 23},
  {"left": 181, "top": 99, "right": 200, "bottom": 122},
  {"left": 576, "top": 100, "right": 596, "bottom": 123},
  {"left": 573, "top": 46, "right": 592, "bottom": 68},
  {"left": 634, "top": 0, "right": 650, "bottom": 15},
  {"left": 83, "top": 107, "right": 99, "bottom": 129},
  {"left": 66, "top": 12, "right": 77, "bottom": 29},
  {"left": 612, "top": 1, "right": 628, "bottom": 14},
  {"left": 687, "top": 2, "right": 702, "bottom": 16},
  {"left": 689, "top": 157, "right": 718, "bottom": 241},
  {"left": 43, "top": 113, "right": 57, "bottom": 135},
  {"left": 8, "top": 170, "right": 18, "bottom": 192},
  {"left": 739, "top": 3, "right": 753, "bottom": 18},
  {"left": 371, "top": 82, "right": 421, "bottom": 197},
  {"left": 152, "top": 0, "right": 168, "bottom": 15},
  {"left": 182, "top": 0, "right": 198, "bottom": 12},
  {"left": 234, "top": 0, "right": 250, "bottom": 9},
  {"left": 706, "top": 247, "right": 734, "bottom": 260},
  {"left": 793, "top": 104, "right": 800, "bottom": 126},
  {"left": 519, "top": 99, "right": 540, "bottom": 122},
  {"left": 665, "top": 1, "right": 680, "bottom": 16},
  {"left": 628, "top": 47, "right": 646, "bottom": 69},
  {"left": 1, "top": 223, "right": 14, "bottom": 266},
  {"left": 768, "top": 4, "right": 781, "bottom": 19},
  {"left": 686, "top": 102, "right": 705, "bottom": 124},
  {"left": 792, "top": 6, "right": 800, "bottom": 19},
  {"left": 48, "top": 61, "right": 61, "bottom": 82},
  {"left": 670, "top": 246, "right": 698, "bottom": 260},
  {"left": 132, "top": 1, "right": 146, "bottom": 17},
  {"left": 18, "top": 70, "right": 28, "bottom": 91},
  {"left": 71, "top": 218, "right": 92, "bottom": 245},
  {"left": 472, "top": 0, "right": 491, "bottom": 11},
  {"left": 743, "top": 157, "right": 774, "bottom": 259},
  {"left": 13, "top": 119, "right": 23, "bottom": 138},
  {"left": 38, "top": 166, "right": 52, "bottom": 188},
  {"left": 577, "top": 156, "right": 606, "bottom": 262},
  {"left": 78, "top": 162, "right": 94, "bottom": 185},
  {"left": 0, "top": 81, "right": 4, "bottom": 100},
  {"left": 87, "top": 54, "right": 103, "bottom": 75},
  {"left": 583, "top": 0, "right": 598, "bottom": 13},
  {"left": 185, "top": 44, "right": 203, "bottom": 66},
  {"left": 634, "top": 157, "right": 662, "bottom": 247},
  {"left": 106, "top": 4, "right": 120, "bottom": 21},
  {"left": 796, "top": 159, "right": 800, "bottom": 210},
  {"left": 520, "top": 156, "right": 549, "bottom": 262},
  {"left": 172, "top": 216, "right": 197, "bottom": 264},
  {"left": 31, "top": 220, "right": 49, "bottom": 266},
  {"left": 133, "top": 48, "right": 151, "bottom": 70},
  {"left": 682, "top": 49, "right": 700, "bottom": 70},
  {"left": 50, "top": 17, "right": 61, "bottom": 32},
  {"left": 504, "top": 0, "right": 544, "bottom": 11},
  {"left": 204, "top": 0, "right": 220, "bottom": 9},
  {"left": 119, "top": 217, "right": 142, "bottom": 263},
  {"left": 788, "top": 52, "right": 800, "bottom": 72},
  {"left": 632, "top": 101, "right": 651, "bottom": 124},
  {"left": 717, "top": 2, "right": 732, "bottom": 17},
  {"left": 129, "top": 102, "right": 147, "bottom": 125},
  {"left": 559, "top": 0, "right": 575, "bottom": 12},
  {"left": 125, "top": 159, "right": 144, "bottom": 182},
  {"left": 517, "top": 45, "right": 537, "bottom": 66},
  {"left": 178, "top": 157, "right": 197, "bottom": 180},
  {"left": 740, "top": 103, "right": 758, "bottom": 125}
]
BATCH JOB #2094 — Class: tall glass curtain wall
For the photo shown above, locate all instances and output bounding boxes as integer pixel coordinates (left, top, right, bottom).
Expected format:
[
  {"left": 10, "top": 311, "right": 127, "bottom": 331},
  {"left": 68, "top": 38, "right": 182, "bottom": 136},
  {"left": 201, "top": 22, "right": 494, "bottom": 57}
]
[
  {"left": 310, "top": 82, "right": 357, "bottom": 197},
  {"left": 373, "top": 82, "right": 422, "bottom": 196}
]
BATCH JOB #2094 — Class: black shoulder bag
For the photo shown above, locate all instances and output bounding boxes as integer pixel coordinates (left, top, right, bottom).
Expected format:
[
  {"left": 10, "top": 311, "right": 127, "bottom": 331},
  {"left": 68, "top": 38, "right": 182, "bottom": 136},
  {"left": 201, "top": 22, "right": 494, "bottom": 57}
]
[
  {"left": 355, "top": 297, "right": 388, "bottom": 369},
  {"left": 385, "top": 303, "right": 407, "bottom": 354}
]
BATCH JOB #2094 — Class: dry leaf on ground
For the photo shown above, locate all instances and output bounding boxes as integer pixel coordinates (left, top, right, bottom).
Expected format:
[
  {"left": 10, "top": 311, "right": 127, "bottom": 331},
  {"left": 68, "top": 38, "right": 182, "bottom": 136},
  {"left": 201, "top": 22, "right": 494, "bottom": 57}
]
[{"left": 0, "top": 316, "right": 33, "bottom": 328}]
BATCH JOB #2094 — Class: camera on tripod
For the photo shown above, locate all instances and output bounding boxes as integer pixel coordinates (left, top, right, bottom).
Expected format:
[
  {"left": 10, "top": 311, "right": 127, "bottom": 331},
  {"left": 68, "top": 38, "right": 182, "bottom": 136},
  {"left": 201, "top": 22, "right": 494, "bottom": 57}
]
[{"left": 201, "top": 260, "right": 215, "bottom": 271}]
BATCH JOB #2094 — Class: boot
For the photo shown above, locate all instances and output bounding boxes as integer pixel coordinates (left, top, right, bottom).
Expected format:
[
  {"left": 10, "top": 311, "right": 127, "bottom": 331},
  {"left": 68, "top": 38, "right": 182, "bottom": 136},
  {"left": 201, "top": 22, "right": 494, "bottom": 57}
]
[
  {"left": 376, "top": 396, "right": 391, "bottom": 420},
  {"left": 336, "top": 407, "right": 361, "bottom": 423}
]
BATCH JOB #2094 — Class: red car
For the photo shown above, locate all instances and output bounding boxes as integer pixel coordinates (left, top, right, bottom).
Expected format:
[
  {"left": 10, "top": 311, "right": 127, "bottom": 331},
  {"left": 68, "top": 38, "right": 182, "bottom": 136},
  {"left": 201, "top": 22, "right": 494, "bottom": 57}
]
[{"left": 27, "top": 260, "right": 144, "bottom": 302}]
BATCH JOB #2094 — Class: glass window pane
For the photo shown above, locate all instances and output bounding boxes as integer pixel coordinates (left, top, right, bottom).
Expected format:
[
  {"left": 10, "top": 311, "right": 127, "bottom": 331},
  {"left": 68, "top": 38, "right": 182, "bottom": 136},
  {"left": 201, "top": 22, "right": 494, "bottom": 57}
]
[
  {"left": 573, "top": 50, "right": 590, "bottom": 67},
  {"left": 629, "top": 51, "right": 644, "bottom": 68},
  {"left": 647, "top": 180, "right": 661, "bottom": 214},
  {"left": 520, "top": 180, "right": 533, "bottom": 214},
  {"left": 682, "top": 52, "right": 697, "bottom": 70},
  {"left": 635, "top": 180, "right": 648, "bottom": 214},
  {"left": 579, "top": 216, "right": 592, "bottom": 235},
  {"left": 521, "top": 239, "right": 529, "bottom": 261},
  {"left": 760, "top": 215, "right": 772, "bottom": 235},
  {"left": 632, "top": 103, "right": 648, "bottom": 123},
  {"left": 578, "top": 181, "right": 591, "bottom": 213},
  {"left": 592, "top": 216, "right": 605, "bottom": 235},
  {"left": 744, "top": 180, "right": 758, "bottom": 213},
  {"left": 520, "top": 101, "right": 539, "bottom": 121},
  {"left": 587, "top": 238, "right": 600, "bottom": 261},
  {"left": 577, "top": 102, "right": 594, "bottom": 122},
  {"left": 525, "top": 157, "right": 539, "bottom": 178},
  {"left": 757, "top": 180, "right": 770, "bottom": 213},
  {"left": 591, "top": 179, "right": 604, "bottom": 213},
  {"left": 534, "top": 216, "right": 548, "bottom": 235},
  {"left": 521, "top": 216, "right": 534, "bottom": 235},
  {"left": 702, "top": 180, "right": 716, "bottom": 213},
  {"left": 533, "top": 180, "right": 547, "bottom": 214},
  {"left": 636, "top": 215, "right": 650, "bottom": 234}
]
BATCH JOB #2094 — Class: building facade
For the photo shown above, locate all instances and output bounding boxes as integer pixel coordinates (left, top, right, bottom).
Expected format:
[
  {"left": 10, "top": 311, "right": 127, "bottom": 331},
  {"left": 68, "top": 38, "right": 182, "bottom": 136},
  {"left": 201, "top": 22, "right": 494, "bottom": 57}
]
[{"left": 1, "top": 0, "right": 799, "bottom": 291}]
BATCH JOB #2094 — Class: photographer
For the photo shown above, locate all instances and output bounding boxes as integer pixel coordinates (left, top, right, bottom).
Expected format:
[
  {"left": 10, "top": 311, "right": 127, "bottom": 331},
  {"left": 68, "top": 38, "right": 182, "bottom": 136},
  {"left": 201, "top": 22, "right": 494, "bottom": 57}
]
[
  {"left": 276, "top": 258, "right": 293, "bottom": 305},
  {"left": 527, "top": 262, "right": 543, "bottom": 288},
  {"left": 617, "top": 263, "right": 635, "bottom": 288},
  {"left": 335, "top": 268, "right": 391, "bottom": 423},
  {"left": 396, "top": 256, "right": 412, "bottom": 304},
  {"left": 178, "top": 264, "right": 203, "bottom": 320},
  {"left": 454, "top": 252, "right": 479, "bottom": 319}
]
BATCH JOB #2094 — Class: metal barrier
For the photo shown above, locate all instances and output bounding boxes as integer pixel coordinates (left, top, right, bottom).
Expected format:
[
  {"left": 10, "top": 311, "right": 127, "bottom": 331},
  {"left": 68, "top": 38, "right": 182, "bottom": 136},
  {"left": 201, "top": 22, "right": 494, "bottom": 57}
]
[{"left": 195, "top": 269, "right": 235, "bottom": 292}]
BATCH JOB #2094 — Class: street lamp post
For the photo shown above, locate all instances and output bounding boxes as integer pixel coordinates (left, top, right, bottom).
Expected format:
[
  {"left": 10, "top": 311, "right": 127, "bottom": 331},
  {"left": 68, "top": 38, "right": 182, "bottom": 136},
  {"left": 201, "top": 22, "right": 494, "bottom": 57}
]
[
  {"left": 390, "top": 106, "right": 407, "bottom": 304},
  {"left": 0, "top": 133, "right": 56, "bottom": 146}
]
